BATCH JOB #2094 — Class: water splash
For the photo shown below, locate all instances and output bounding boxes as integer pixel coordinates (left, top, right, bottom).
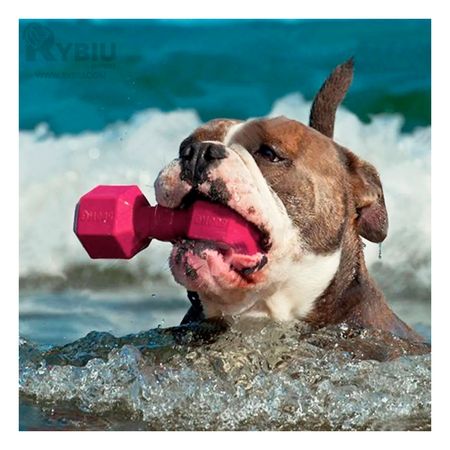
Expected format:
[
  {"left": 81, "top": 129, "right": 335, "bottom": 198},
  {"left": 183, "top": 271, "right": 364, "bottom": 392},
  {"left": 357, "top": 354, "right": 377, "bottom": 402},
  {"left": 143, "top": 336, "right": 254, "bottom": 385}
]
[{"left": 20, "top": 319, "right": 431, "bottom": 431}]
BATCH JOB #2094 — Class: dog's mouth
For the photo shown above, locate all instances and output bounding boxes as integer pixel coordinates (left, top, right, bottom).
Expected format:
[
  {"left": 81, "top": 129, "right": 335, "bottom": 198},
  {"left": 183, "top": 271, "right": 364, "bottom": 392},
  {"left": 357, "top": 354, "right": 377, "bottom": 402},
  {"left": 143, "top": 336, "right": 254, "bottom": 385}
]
[
  {"left": 179, "top": 189, "right": 271, "bottom": 250},
  {"left": 170, "top": 189, "right": 271, "bottom": 287}
]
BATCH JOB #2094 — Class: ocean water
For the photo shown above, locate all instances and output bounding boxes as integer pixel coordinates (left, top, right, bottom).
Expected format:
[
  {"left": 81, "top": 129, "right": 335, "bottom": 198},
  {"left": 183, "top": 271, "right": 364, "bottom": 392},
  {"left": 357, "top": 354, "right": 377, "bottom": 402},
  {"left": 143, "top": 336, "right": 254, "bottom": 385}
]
[
  {"left": 19, "top": 19, "right": 431, "bottom": 430},
  {"left": 20, "top": 19, "right": 430, "bottom": 134}
]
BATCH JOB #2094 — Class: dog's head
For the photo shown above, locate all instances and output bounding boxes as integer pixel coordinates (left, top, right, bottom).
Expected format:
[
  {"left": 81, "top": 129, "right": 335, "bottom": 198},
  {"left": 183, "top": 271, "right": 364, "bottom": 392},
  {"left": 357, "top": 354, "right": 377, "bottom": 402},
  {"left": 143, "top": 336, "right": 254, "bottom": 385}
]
[{"left": 155, "top": 59, "right": 388, "bottom": 320}]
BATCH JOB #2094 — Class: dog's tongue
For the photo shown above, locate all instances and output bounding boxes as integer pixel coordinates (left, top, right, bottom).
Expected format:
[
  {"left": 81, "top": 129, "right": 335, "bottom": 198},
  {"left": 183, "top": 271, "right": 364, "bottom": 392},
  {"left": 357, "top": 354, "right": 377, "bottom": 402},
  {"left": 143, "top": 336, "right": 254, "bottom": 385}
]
[{"left": 184, "top": 200, "right": 262, "bottom": 255}]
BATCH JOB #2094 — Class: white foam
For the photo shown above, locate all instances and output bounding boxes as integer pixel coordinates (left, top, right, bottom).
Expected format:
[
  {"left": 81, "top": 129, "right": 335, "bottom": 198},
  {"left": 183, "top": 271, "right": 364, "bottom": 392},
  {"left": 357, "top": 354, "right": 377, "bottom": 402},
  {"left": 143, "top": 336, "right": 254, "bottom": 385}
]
[{"left": 19, "top": 95, "right": 430, "bottom": 299}]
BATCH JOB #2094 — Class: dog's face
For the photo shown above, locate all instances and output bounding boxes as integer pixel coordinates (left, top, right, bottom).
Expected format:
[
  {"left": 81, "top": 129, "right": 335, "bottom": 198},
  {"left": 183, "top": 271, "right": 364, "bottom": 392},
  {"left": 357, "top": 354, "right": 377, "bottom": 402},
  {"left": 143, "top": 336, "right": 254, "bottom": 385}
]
[
  {"left": 155, "top": 116, "right": 388, "bottom": 320},
  {"left": 154, "top": 60, "right": 388, "bottom": 321}
]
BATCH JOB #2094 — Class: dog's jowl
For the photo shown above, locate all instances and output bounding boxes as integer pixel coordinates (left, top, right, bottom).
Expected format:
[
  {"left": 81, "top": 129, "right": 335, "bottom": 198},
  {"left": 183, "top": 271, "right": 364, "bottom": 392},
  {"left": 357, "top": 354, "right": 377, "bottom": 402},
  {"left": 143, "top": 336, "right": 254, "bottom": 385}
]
[{"left": 155, "top": 59, "right": 422, "bottom": 342}]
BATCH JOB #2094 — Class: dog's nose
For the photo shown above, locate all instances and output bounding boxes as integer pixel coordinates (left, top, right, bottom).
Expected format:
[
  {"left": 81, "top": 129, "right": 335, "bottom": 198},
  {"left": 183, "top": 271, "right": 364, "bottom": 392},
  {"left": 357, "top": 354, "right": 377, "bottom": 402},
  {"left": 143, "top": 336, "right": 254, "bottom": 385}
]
[{"left": 179, "top": 141, "right": 227, "bottom": 186}]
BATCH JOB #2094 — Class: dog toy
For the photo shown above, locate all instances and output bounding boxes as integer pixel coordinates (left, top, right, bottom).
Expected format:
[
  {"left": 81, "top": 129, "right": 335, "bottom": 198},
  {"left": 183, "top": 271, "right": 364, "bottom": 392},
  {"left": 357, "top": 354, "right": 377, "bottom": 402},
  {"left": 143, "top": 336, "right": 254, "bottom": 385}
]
[{"left": 74, "top": 185, "right": 261, "bottom": 258}]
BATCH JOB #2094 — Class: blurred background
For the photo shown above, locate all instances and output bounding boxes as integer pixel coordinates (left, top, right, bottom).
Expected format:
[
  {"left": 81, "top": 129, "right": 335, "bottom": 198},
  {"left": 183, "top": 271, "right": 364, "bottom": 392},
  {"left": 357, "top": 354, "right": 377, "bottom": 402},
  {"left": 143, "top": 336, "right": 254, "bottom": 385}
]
[{"left": 19, "top": 19, "right": 431, "bottom": 345}]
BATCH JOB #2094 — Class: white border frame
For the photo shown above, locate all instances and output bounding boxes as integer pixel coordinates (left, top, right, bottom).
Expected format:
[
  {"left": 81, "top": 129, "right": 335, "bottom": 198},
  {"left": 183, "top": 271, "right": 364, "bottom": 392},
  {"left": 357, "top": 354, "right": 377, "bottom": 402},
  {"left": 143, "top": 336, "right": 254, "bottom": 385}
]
[{"left": 3, "top": 0, "right": 446, "bottom": 445}]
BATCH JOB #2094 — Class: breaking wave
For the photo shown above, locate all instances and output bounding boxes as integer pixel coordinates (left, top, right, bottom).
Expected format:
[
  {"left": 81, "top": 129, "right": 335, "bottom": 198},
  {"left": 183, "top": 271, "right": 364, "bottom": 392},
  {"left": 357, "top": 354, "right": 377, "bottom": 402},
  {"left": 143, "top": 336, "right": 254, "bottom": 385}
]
[{"left": 19, "top": 94, "right": 430, "bottom": 306}]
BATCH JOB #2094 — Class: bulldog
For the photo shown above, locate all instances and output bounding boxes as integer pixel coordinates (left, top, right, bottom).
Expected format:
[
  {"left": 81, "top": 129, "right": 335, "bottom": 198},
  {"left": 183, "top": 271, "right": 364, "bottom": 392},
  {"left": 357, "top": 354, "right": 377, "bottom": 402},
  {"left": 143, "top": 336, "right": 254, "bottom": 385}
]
[{"left": 154, "top": 59, "right": 423, "bottom": 342}]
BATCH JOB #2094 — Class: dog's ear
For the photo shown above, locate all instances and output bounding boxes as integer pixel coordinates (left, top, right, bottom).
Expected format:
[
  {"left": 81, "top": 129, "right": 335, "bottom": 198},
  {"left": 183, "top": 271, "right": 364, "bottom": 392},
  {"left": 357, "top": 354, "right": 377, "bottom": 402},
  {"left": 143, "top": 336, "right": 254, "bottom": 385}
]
[
  {"left": 341, "top": 148, "right": 388, "bottom": 243},
  {"left": 309, "top": 58, "right": 354, "bottom": 138}
]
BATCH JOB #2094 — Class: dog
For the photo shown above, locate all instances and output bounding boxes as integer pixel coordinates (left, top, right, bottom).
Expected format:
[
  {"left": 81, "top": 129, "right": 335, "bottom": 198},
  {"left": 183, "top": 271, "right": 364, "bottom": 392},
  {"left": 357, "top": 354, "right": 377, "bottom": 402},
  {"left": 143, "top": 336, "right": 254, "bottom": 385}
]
[{"left": 154, "top": 59, "right": 423, "bottom": 342}]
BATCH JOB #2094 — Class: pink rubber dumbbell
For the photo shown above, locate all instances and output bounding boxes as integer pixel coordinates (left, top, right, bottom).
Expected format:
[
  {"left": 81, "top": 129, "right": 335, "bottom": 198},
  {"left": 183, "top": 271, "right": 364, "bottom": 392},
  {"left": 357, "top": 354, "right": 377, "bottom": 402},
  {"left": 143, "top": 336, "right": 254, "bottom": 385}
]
[{"left": 74, "top": 185, "right": 261, "bottom": 259}]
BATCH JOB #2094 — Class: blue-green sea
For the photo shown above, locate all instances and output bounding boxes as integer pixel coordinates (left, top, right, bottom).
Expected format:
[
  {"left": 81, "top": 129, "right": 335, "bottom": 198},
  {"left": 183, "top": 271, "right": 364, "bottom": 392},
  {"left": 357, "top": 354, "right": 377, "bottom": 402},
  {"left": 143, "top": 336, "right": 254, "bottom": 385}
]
[{"left": 20, "top": 19, "right": 430, "bottom": 134}]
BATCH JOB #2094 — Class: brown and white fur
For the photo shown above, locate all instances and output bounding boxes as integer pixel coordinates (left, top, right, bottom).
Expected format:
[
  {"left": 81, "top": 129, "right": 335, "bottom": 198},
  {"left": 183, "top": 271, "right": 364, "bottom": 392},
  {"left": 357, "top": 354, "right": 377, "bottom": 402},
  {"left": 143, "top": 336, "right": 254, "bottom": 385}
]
[{"left": 154, "top": 59, "right": 423, "bottom": 342}]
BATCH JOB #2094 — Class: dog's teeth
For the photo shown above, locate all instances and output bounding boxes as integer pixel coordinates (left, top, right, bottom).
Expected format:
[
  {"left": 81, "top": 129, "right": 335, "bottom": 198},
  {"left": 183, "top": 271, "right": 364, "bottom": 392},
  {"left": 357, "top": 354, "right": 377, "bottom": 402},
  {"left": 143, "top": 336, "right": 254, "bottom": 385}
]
[
  {"left": 258, "top": 255, "right": 268, "bottom": 269},
  {"left": 230, "top": 254, "right": 269, "bottom": 277}
]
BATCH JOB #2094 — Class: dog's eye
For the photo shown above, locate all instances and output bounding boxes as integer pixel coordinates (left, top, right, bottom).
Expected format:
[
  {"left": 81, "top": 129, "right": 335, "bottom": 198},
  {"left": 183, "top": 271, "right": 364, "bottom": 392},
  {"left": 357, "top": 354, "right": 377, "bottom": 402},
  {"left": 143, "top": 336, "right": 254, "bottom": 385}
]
[{"left": 256, "top": 144, "right": 284, "bottom": 163}]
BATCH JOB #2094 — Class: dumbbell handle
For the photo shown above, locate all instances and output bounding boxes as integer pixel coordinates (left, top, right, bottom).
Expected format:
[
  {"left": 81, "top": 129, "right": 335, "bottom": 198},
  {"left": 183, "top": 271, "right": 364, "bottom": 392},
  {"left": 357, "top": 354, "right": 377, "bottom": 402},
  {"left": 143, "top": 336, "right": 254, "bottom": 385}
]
[
  {"left": 132, "top": 200, "right": 261, "bottom": 252},
  {"left": 143, "top": 202, "right": 256, "bottom": 244},
  {"left": 135, "top": 204, "right": 189, "bottom": 242}
]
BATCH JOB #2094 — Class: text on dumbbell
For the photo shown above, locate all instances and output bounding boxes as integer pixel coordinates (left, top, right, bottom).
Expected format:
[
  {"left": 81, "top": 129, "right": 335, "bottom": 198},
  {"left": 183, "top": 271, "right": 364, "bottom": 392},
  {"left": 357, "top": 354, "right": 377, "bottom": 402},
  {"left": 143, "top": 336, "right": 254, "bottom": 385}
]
[{"left": 80, "top": 209, "right": 114, "bottom": 223}]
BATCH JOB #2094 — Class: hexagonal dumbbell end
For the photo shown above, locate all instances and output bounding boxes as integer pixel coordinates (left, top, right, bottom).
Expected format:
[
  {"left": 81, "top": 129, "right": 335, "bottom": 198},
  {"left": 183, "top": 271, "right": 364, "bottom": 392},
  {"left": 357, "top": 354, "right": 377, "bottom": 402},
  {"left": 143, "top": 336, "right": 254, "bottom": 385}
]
[{"left": 74, "top": 185, "right": 153, "bottom": 259}]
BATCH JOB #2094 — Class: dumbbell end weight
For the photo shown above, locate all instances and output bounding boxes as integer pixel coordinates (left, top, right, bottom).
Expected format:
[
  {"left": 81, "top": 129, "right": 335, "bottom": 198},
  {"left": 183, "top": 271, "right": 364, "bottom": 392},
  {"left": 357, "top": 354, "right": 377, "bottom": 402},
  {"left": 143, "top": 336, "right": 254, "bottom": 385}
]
[{"left": 74, "top": 185, "right": 153, "bottom": 259}]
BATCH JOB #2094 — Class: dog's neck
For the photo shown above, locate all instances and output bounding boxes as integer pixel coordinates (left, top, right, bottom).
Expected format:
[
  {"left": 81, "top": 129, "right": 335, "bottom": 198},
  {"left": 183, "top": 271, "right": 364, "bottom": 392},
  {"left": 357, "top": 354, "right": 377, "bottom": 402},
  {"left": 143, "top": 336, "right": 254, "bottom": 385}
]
[{"left": 306, "top": 227, "right": 422, "bottom": 341}]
